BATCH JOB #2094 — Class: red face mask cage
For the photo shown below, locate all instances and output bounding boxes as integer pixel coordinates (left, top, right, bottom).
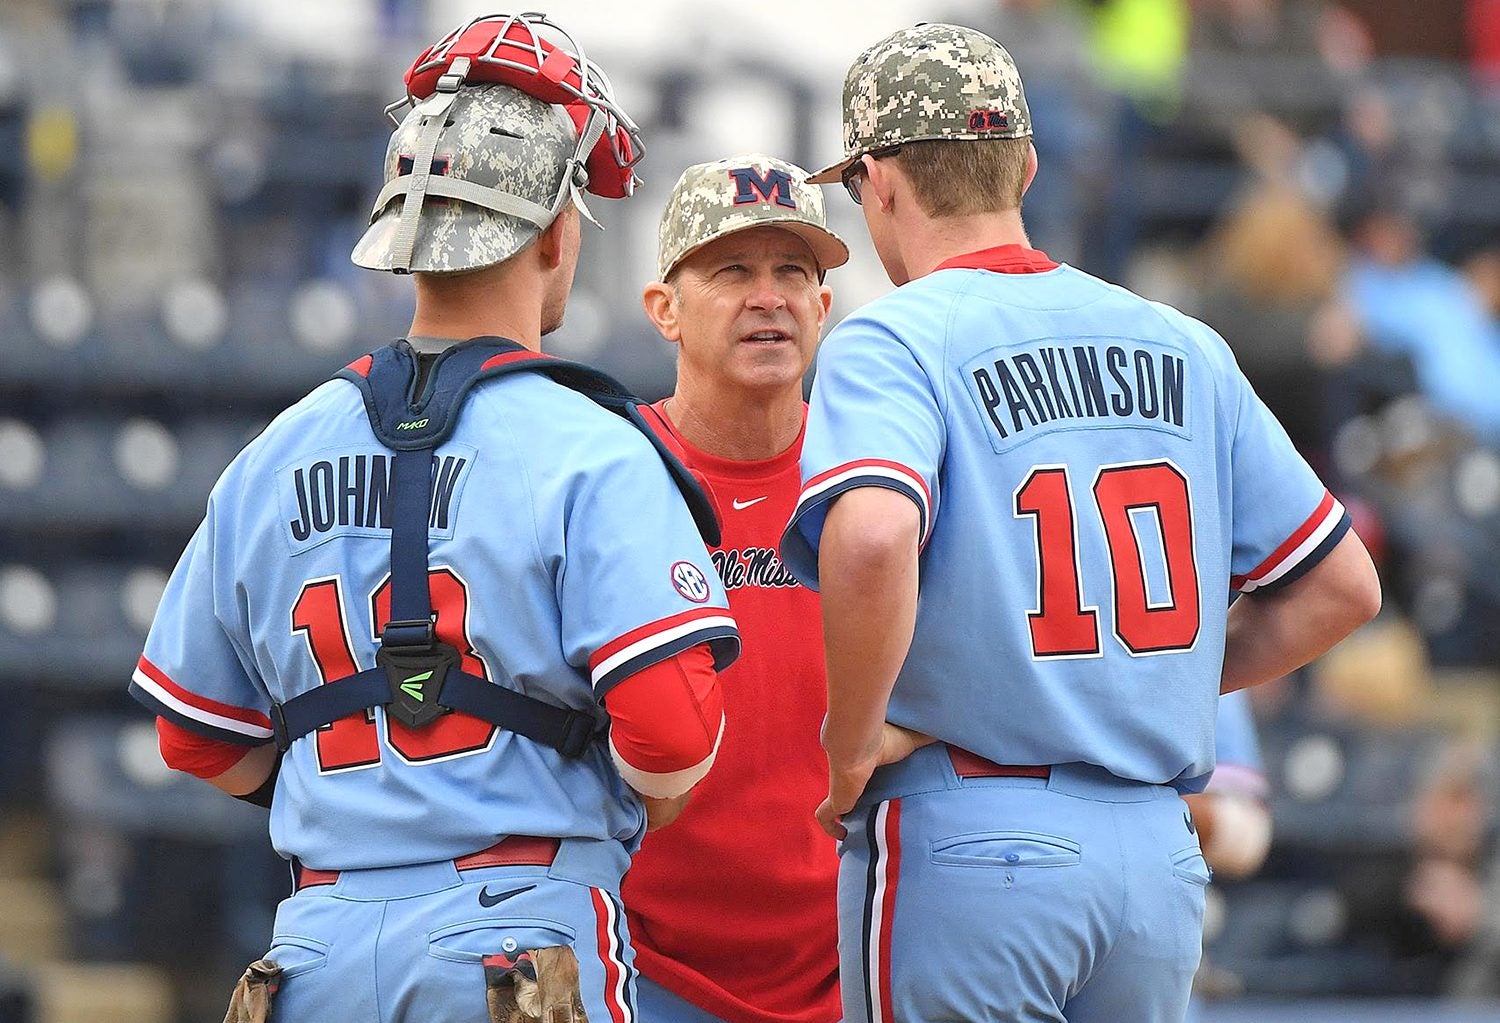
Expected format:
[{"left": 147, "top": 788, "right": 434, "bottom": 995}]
[{"left": 386, "top": 12, "right": 643, "bottom": 199}]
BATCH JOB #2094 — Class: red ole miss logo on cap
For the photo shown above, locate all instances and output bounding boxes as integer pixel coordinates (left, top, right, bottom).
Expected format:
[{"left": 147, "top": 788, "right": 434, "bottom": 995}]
[{"left": 968, "top": 109, "right": 1009, "bottom": 131}]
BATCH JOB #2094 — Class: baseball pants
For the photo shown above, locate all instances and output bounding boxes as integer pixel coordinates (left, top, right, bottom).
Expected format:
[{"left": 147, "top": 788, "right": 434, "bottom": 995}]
[
  {"left": 635, "top": 967, "right": 844, "bottom": 1023},
  {"left": 839, "top": 744, "right": 1208, "bottom": 1023},
  {"left": 264, "top": 840, "right": 638, "bottom": 1023},
  {"left": 634, "top": 974, "right": 731, "bottom": 1023}
]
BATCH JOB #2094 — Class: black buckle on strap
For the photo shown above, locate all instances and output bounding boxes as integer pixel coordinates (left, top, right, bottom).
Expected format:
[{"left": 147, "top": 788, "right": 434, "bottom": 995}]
[
  {"left": 557, "top": 710, "right": 599, "bottom": 759},
  {"left": 381, "top": 617, "right": 436, "bottom": 650},
  {"left": 377, "top": 639, "right": 459, "bottom": 730},
  {"left": 270, "top": 703, "right": 291, "bottom": 753}
]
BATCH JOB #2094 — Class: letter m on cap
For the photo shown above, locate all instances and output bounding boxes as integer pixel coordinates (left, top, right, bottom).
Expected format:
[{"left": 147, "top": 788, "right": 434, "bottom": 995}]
[{"left": 728, "top": 167, "right": 797, "bottom": 209}]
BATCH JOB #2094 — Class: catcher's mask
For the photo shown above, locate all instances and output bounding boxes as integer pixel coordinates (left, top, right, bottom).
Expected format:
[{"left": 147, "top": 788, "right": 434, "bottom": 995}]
[{"left": 352, "top": 12, "right": 644, "bottom": 275}]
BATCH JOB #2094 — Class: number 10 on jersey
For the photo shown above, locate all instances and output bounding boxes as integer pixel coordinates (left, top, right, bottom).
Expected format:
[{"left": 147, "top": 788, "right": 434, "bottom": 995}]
[{"left": 1014, "top": 460, "right": 1200, "bottom": 658}]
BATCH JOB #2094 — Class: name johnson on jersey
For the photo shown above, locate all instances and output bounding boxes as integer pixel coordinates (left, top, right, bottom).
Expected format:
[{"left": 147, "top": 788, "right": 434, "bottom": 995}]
[
  {"left": 967, "top": 341, "right": 1187, "bottom": 446},
  {"left": 284, "top": 450, "right": 472, "bottom": 543}
]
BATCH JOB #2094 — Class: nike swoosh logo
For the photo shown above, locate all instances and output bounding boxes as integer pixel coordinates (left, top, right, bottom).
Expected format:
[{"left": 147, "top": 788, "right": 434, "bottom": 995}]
[
  {"left": 478, "top": 884, "right": 535, "bottom": 908},
  {"left": 732, "top": 496, "right": 769, "bottom": 510}
]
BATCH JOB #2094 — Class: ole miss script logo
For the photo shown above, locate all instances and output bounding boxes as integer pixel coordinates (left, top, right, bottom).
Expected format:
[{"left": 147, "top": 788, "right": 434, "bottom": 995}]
[
  {"left": 968, "top": 109, "right": 1009, "bottom": 132},
  {"left": 712, "top": 547, "right": 800, "bottom": 591}
]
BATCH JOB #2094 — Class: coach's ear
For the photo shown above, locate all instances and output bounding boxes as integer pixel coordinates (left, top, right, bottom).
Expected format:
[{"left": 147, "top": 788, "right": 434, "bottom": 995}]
[{"left": 642, "top": 279, "right": 683, "bottom": 345}]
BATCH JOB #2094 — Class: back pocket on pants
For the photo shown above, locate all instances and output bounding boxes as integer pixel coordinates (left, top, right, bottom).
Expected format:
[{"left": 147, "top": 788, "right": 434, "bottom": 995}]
[
  {"left": 265, "top": 935, "right": 330, "bottom": 980},
  {"left": 930, "top": 831, "right": 1082, "bottom": 868},
  {"left": 1171, "top": 846, "right": 1212, "bottom": 886}
]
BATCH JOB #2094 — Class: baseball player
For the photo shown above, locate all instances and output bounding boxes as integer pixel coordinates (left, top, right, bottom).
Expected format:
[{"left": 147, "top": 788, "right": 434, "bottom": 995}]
[
  {"left": 130, "top": 13, "right": 740, "bottom": 1022},
  {"left": 1189, "top": 690, "right": 1272, "bottom": 882},
  {"left": 1185, "top": 690, "right": 1272, "bottom": 1022},
  {"left": 622, "top": 155, "right": 848, "bottom": 1023},
  {"left": 779, "top": 23, "right": 1382, "bottom": 1023}
]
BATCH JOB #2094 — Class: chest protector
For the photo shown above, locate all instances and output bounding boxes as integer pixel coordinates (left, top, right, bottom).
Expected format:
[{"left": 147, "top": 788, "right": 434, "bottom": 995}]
[{"left": 269, "top": 337, "right": 721, "bottom": 758}]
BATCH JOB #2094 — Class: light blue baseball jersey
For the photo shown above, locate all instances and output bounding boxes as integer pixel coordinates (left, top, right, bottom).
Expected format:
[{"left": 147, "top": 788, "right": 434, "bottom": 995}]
[
  {"left": 782, "top": 245, "right": 1349, "bottom": 792},
  {"left": 133, "top": 365, "right": 738, "bottom": 870},
  {"left": 1208, "top": 689, "right": 1266, "bottom": 798}
]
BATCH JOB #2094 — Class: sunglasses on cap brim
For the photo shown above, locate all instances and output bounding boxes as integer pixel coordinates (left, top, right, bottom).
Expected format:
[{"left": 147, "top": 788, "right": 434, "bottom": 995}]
[{"left": 840, "top": 145, "right": 903, "bottom": 205}]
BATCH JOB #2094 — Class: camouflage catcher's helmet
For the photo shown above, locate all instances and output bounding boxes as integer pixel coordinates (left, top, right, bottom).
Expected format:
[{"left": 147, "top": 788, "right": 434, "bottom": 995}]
[
  {"left": 352, "top": 12, "right": 644, "bottom": 274},
  {"left": 656, "top": 154, "right": 849, "bottom": 281},
  {"left": 807, "top": 22, "right": 1032, "bottom": 185}
]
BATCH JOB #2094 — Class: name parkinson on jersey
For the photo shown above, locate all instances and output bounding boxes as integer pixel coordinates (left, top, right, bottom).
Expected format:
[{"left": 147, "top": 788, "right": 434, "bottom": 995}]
[
  {"left": 971, "top": 342, "right": 1186, "bottom": 441},
  {"left": 288, "top": 453, "right": 468, "bottom": 541}
]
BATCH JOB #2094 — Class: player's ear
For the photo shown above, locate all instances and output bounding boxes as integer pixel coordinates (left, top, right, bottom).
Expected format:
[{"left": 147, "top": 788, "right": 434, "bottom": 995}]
[
  {"left": 535, "top": 205, "right": 575, "bottom": 271},
  {"left": 863, "top": 154, "right": 898, "bottom": 214},
  {"left": 1022, "top": 141, "right": 1039, "bottom": 197},
  {"left": 642, "top": 279, "right": 683, "bottom": 344}
]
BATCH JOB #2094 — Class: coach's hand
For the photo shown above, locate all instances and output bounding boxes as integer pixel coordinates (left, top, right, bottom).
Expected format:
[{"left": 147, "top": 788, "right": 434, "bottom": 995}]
[{"left": 817, "top": 724, "right": 934, "bottom": 840}]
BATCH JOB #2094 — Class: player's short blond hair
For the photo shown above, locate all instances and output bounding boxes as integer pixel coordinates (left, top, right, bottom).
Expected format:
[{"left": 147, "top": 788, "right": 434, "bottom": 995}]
[{"left": 893, "top": 137, "right": 1032, "bottom": 219}]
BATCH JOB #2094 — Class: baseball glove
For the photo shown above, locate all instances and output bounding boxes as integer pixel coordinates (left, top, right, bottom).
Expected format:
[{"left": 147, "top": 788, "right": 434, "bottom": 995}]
[
  {"left": 222, "top": 959, "right": 281, "bottom": 1023},
  {"left": 486, "top": 945, "right": 589, "bottom": 1023}
]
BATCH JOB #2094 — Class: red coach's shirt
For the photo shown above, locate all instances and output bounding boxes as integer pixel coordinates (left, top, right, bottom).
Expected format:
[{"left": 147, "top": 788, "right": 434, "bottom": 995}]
[{"left": 624, "top": 402, "right": 839, "bottom": 1023}]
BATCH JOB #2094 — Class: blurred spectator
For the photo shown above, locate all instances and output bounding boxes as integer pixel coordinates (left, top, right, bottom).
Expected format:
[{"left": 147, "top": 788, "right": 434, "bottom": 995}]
[
  {"left": 1324, "top": 86, "right": 1452, "bottom": 224},
  {"left": 974, "top": 0, "right": 1105, "bottom": 264},
  {"left": 1313, "top": 614, "right": 1431, "bottom": 727},
  {"left": 1082, "top": 0, "right": 1190, "bottom": 278},
  {"left": 1088, "top": 0, "right": 1190, "bottom": 111},
  {"left": 1342, "top": 204, "right": 1500, "bottom": 444},
  {"left": 1192, "top": 0, "right": 1373, "bottom": 72},
  {"left": 1469, "top": 0, "right": 1500, "bottom": 89},
  {"left": 1406, "top": 742, "right": 1500, "bottom": 995},
  {"left": 1464, "top": 247, "right": 1500, "bottom": 324},
  {"left": 1196, "top": 121, "right": 1347, "bottom": 451}
]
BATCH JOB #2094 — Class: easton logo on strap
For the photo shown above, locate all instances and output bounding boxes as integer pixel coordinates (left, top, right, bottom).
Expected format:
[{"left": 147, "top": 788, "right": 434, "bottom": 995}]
[{"left": 400, "top": 670, "right": 434, "bottom": 702}]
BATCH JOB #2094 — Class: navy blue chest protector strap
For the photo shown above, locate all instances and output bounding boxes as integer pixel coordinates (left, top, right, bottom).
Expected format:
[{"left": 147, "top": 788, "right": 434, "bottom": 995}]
[{"left": 269, "top": 337, "right": 721, "bottom": 758}]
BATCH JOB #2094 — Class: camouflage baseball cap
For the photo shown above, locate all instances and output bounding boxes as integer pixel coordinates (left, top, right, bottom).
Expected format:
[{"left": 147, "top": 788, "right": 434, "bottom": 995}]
[
  {"left": 352, "top": 82, "right": 580, "bottom": 274},
  {"left": 807, "top": 23, "right": 1032, "bottom": 185},
  {"left": 657, "top": 153, "right": 849, "bottom": 280}
]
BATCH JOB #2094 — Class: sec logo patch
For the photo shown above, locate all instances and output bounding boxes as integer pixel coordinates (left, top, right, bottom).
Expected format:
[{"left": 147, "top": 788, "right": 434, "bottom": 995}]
[{"left": 671, "top": 561, "right": 711, "bottom": 603}]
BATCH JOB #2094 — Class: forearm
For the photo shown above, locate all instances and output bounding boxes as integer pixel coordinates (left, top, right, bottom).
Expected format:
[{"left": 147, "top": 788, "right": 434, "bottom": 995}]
[
  {"left": 1222, "top": 530, "right": 1380, "bottom": 693},
  {"left": 819, "top": 490, "right": 920, "bottom": 768},
  {"left": 604, "top": 643, "right": 723, "bottom": 798},
  {"left": 208, "top": 742, "right": 279, "bottom": 797},
  {"left": 157, "top": 715, "right": 276, "bottom": 795}
]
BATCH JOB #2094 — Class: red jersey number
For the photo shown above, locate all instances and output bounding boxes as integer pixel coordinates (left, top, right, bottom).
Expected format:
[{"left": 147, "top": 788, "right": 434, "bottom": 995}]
[
  {"left": 1016, "top": 461, "right": 1200, "bottom": 659},
  {"left": 291, "top": 570, "right": 496, "bottom": 772}
]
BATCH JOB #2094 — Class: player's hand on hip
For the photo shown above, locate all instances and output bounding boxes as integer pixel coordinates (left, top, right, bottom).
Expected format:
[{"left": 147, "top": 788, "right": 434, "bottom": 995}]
[
  {"left": 818, "top": 759, "right": 875, "bottom": 840},
  {"left": 818, "top": 724, "right": 934, "bottom": 839},
  {"left": 641, "top": 791, "right": 692, "bottom": 831},
  {"left": 876, "top": 722, "right": 935, "bottom": 766}
]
